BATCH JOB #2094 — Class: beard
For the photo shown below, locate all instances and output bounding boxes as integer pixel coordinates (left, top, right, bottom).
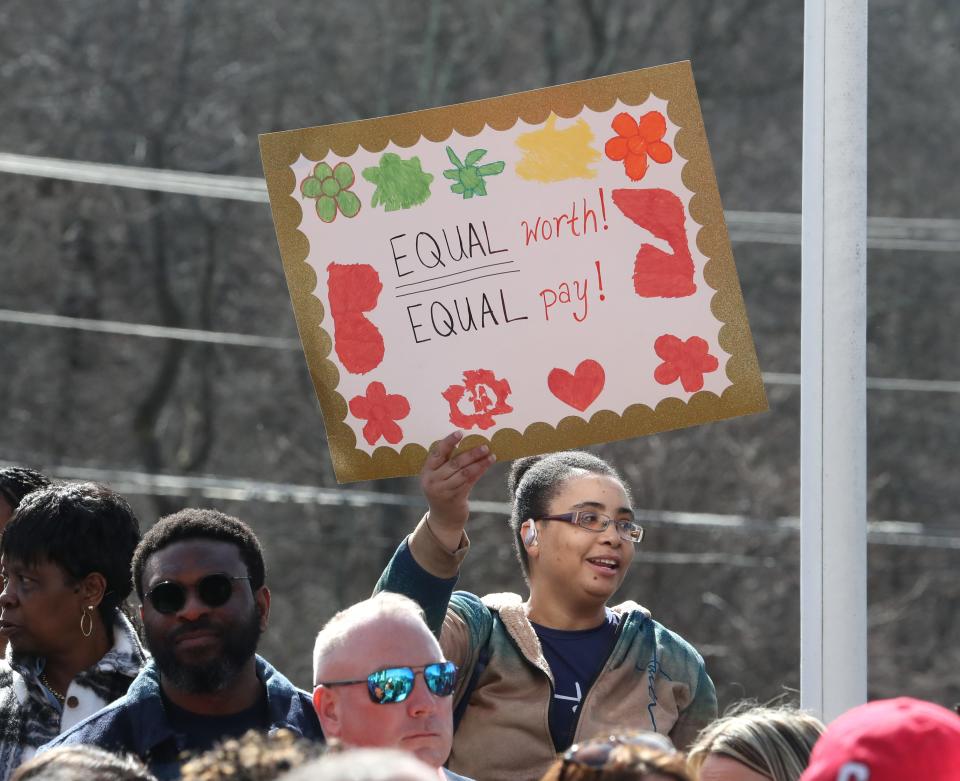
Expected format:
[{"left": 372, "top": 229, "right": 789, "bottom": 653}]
[{"left": 145, "top": 607, "right": 262, "bottom": 694}]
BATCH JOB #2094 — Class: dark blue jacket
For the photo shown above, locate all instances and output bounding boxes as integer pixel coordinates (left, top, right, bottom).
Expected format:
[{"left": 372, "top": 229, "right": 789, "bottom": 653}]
[{"left": 39, "top": 656, "right": 323, "bottom": 780}]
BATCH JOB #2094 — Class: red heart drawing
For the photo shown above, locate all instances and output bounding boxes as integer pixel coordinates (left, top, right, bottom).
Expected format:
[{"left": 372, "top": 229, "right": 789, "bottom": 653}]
[{"left": 548, "top": 360, "right": 606, "bottom": 412}]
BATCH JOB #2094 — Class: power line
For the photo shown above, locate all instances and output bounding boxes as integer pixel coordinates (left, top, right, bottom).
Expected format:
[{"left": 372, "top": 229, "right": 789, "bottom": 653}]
[
  {"left": 2, "top": 310, "right": 958, "bottom": 393},
  {"left": 2, "top": 151, "right": 959, "bottom": 251},
  {"left": 762, "top": 372, "right": 960, "bottom": 395},
  {"left": 724, "top": 210, "right": 960, "bottom": 252},
  {"left": 0, "top": 308, "right": 301, "bottom": 350},
  {"left": 0, "top": 152, "right": 268, "bottom": 202},
  {"left": 3, "top": 459, "right": 957, "bottom": 552}
]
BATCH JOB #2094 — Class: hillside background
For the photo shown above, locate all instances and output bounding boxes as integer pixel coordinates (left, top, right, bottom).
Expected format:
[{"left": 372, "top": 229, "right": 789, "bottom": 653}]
[{"left": 1, "top": 1, "right": 958, "bottom": 709}]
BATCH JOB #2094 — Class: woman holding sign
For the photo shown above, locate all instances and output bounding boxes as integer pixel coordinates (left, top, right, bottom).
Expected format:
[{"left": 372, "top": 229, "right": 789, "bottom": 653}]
[{"left": 375, "top": 432, "right": 717, "bottom": 781}]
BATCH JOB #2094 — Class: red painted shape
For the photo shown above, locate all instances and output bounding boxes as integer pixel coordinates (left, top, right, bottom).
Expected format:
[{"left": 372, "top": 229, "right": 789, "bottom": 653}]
[
  {"left": 348, "top": 381, "right": 410, "bottom": 445},
  {"left": 441, "top": 369, "right": 513, "bottom": 430},
  {"left": 611, "top": 188, "right": 696, "bottom": 298},
  {"left": 548, "top": 359, "right": 605, "bottom": 412},
  {"left": 327, "top": 263, "right": 385, "bottom": 374},
  {"left": 653, "top": 334, "right": 719, "bottom": 393}
]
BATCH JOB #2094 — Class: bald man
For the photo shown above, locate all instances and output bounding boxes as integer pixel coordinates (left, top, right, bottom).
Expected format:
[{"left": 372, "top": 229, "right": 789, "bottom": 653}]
[{"left": 312, "top": 593, "right": 471, "bottom": 781}]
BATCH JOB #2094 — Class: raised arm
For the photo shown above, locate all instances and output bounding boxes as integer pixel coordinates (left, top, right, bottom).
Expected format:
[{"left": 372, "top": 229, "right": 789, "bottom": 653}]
[
  {"left": 419, "top": 431, "right": 496, "bottom": 554},
  {"left": 374, "top": 431, "right": 495, "bottom": 633}
]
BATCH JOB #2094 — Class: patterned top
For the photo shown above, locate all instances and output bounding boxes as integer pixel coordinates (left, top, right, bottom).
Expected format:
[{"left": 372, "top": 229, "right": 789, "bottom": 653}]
[{"left": 0, "top": 610, "right": 147, "bottom": 781}]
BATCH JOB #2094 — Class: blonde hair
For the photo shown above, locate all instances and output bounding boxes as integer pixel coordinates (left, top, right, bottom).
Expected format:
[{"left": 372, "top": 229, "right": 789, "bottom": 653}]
[
  {"left": 312, "top": 592, "right": 430, "bottom": 684},
  {"left": 686, "top": 703, "right": 824, "bottom": 781}
]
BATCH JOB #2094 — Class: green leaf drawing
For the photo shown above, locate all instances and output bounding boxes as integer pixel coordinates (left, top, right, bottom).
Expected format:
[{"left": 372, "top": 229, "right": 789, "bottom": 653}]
[
  {"left": 442, "top": 146, "right": 506, "bottom": 199},
  {"left": 363, "top": 153, "right": 434, "bottom": 211},
  {"left": 464, "top": 149, "right": 486, "bottom": 166}
]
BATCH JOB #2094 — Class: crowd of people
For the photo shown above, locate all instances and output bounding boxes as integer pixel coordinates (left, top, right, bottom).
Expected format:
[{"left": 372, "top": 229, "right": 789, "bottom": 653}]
[{"left": 1, "top": 440, "right": 958, "bottom": 781}]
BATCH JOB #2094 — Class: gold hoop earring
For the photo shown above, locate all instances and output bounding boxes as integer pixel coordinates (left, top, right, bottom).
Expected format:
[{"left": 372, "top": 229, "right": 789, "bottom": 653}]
[{"left": 80, "top": 606, "right": 94, "bottom": 638}]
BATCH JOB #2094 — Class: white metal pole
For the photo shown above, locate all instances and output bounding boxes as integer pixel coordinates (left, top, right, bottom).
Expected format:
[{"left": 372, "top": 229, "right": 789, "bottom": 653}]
[{"left": 800, "top": 0, "right": 868, "bottom": 721}]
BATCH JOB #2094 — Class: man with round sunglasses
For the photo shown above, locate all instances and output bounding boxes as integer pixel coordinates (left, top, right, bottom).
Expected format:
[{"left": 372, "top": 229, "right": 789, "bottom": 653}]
[
  {"left": 312, "top": 593, "right": 472, "bottom": 781},
  {"left": 40, "top": 509, "right": 322, "bottom": 779}
]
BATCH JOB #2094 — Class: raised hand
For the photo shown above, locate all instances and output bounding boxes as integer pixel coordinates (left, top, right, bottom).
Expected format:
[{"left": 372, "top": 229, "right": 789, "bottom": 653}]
[{"left": 420, "top": 431, "right": 496, "bottom": 550}]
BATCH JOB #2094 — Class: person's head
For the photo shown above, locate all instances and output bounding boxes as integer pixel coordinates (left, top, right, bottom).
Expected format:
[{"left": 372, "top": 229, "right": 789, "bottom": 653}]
[
  {"left": 312, "top": 592, "right": 455, "bottom": 769},
  {"left": 539, "top": 732, "right": 691, "bottom": 781},
  {"left": 686, "top": 703, "right": 825, "bottom": 781},
  {"left": 179, "top": 729, "right": 326, "bottom": 781},
  {"left": 0, "top": 467, "right": 50, "bottom": 528},
  {"left": 131, "top": 508, "right": 269, "bottom": 695},
  {"left": 278, "top": 750, "right": 438, "bottom": 781},
  {"left": 0, "top": 482, "right": 141, "bottom": 656},
  {"left": 799, "top": 697, "right": 960, "bottom": 781},
  {"left": 11, "top": 745, "right": 156, "bottom": 781},
  {"left": 508, "top": 452, "right": 638, "bottom": 604}
]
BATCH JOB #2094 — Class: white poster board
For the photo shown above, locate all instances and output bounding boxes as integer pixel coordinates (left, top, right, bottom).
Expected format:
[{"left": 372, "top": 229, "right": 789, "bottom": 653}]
[{"left": 261, "top": 61, "right": 766, "bottom": 482}]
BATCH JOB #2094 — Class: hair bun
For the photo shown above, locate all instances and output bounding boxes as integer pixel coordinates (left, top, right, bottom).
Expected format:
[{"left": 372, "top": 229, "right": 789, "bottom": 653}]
[{"left": 507, "top": 456, "right": 546, "bottom": 496}]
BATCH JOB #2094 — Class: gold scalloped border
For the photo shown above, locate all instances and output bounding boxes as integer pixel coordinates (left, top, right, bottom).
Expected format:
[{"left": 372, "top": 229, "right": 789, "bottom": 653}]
[{"left": 259, "top": 60, "right": 768, "bottom": 483}]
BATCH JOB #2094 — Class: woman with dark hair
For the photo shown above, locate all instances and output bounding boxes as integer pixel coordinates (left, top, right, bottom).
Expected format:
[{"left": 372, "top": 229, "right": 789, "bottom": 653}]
[
  {"left": 539, "top": 732, "right": 692, "bottom": 781},
  {"left": 0, "top": 468, "right": 50, "bottom": 529},
  {"left": 376, "top": 433, "right": 717, "bottom": 781},
  {"left": 0, "top": 482, "right": 146, "bottom": 781},
  {"left": 0, "top": 467, "right": 52, "bottom": 657}
]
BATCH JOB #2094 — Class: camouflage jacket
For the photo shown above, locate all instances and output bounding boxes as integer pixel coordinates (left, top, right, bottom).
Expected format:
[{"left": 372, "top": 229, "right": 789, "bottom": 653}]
[{"left": 375, "top": 517, "right": 717, "bottom": 781}]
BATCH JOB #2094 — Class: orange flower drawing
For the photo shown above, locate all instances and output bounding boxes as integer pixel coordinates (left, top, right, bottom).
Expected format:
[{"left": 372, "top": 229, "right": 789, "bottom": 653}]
[
  {"left": 348, "top": 382, "right": 411, "bottom": 446},
  {"left": 604, "top": 111, "right": 672, "bottom": 181}
]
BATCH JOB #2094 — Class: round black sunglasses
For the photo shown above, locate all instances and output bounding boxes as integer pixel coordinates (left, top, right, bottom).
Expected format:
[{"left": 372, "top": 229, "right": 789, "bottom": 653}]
[{"left": 145, "top": 573, "right": 252, "bottom": 614}]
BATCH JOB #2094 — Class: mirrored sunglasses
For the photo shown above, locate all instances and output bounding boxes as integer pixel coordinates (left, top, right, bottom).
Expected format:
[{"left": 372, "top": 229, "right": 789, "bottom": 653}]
[
  {"left": 145, "top": 573, "right": 252, "bottom": 614},
  {"left": 317, "top": 661, "right": 458, "bottom": 704}
]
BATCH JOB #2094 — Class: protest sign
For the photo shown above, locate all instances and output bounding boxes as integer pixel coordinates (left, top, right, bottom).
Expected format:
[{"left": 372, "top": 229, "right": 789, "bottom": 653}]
[{"left": 260, "top": 61, "right": 767, "bottom": 482}]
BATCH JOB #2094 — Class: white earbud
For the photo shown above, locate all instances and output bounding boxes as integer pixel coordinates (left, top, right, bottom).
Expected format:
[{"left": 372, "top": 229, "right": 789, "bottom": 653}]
[{"left": 522, "top": 520, "right": 539, "bottom": 546}]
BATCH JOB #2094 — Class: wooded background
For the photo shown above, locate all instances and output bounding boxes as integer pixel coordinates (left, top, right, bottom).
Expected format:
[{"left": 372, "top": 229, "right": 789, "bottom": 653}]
[{"left": 1, "top": 1, "right": 958, "bottom": 710}]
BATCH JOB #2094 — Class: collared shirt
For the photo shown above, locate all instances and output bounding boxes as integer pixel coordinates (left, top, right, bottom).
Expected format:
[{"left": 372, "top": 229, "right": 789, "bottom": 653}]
[{"left": 39, "top": 655, "right": 324, "bottom": 780}]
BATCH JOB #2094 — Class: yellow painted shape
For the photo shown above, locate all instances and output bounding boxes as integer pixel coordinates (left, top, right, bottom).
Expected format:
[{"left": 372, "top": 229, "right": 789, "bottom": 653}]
[{"left": 515, "top": 114, "right": 601, "bottom": 182}]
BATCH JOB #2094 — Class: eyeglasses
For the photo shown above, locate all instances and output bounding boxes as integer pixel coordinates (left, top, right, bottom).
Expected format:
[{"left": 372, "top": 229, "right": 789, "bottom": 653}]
[
  {"left": 538, "top": 510, "right": 644, "bottom": 543},
  {"left": 145, "top": 574, "right": 252, "bottom": 614},
  {"left": 316, "top": 661, "right": 458, "bottom": 704}
]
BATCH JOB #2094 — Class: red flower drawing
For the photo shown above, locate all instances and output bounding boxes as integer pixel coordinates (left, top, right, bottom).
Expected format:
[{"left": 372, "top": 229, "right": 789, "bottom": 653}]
[
  {"left": 441, "top": 369, "right": 513, "bottom": 430},
  {"left": 653, "top": 335, "right": 719, "bottom": 393},
  {"left": 604, "top": 111, "right": 673, "bottom": 182},
  {"left": 349, "top": 382, "right": 411, "bottom": 445}
]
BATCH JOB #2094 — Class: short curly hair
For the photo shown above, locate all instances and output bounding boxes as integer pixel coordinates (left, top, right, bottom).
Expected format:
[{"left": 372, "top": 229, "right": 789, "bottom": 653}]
[
  {"left": 179, "top": 729, "right": 325, "bottom": 781},
  {"left": 131, "top": 508, "right": 265, "bottom": 599},
  {"left": 1, "top": 482, "right": 141, "bottom": 626}
]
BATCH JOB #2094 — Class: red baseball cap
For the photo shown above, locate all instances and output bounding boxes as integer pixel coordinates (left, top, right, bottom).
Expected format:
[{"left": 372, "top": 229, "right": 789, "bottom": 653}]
[{"left": 800, "top": 697, "right": 960, "bottom": 781}]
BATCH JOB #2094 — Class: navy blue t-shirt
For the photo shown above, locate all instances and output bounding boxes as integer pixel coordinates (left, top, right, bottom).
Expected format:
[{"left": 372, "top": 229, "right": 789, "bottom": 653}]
[
  {"left": 162, "top": 688, "right": 270, "bottom": 754},
  {"left": 531, "top": 609, "right": 621, "bottom": 751}
]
